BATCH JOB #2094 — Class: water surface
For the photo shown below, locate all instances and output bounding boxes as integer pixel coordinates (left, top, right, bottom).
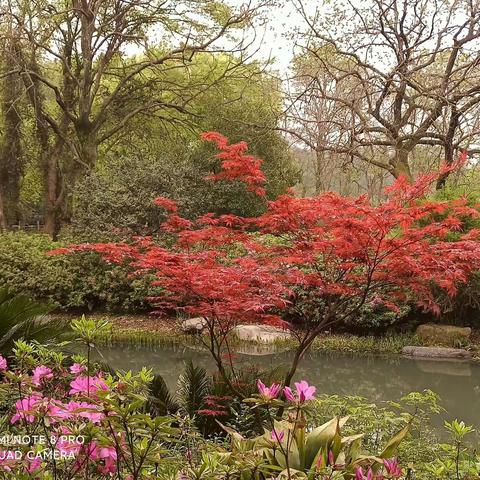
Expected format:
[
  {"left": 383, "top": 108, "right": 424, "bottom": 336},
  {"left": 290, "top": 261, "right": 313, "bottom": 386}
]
[{"left": 93, "top": 342, "right": 480, "bottom": 429}]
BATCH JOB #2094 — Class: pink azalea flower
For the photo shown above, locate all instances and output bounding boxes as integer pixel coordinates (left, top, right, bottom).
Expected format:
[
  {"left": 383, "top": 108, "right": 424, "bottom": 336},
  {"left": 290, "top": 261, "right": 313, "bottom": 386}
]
[
  {"left": 283, "top": 386, "right": 296, "bottom": 402},
  {"left": 383, "top": 458, "right": 402, "bottom": 477},
  {"left": 32, "top": 366, "right": 53, "bottom": 386},
  {"left": 48, "top": 400, "right": 104, "bottom": 423},
  {"left": 355, "top": 468, "right": 364, "bottom": 480},
  {"left": 48, "top": 402, "right": 72, "bottom": 421},
  {"left": 11, "top": 393, "right": 43, "bottom": 424},
  {"left": 56, "top": 427, "right": 83, "bottom": 457},
  {"left": 0, "top": 451, "right": 15, "bottom": 472},
  {"left": 283, "top": 380, "right": 316, "bottom": 403},
  {"left": 98, "top": 446, "right": 117, "bottom": 474},
  {"left": 355, "top": 467, "right": 377, "bottom": 480},
  {"left": 67, "top": 401, "right": 105, "bottom": 423},
  {"left": 0, "top": 356, "right": 7, "bottom": 371},
  {"left": 72, "top": 441, "right": 98, "bottom": 472},
  {"left": 69, "top": 375, "right": 108, "bottom": 396},
  {"left": 270, "top": 429, "right": 285, "bottom": 443},
  {"left": 70, "top": 363, "right": 86, "bottom": 375},
  {"left": 257, "top": 379, "right": 281, "bottom": 400},
  {"left": 26, "top": 457, "right": 41, "bottom": 473}
]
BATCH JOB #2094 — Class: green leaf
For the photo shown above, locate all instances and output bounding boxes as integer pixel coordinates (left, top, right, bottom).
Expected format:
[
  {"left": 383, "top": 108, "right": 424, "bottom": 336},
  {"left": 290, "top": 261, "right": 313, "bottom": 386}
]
[
  {"left": 380, "top": 422, "right": 411, "bottom": 458},
  {"left": 305, "top": 416, "right": 349, "bottom": 465}
]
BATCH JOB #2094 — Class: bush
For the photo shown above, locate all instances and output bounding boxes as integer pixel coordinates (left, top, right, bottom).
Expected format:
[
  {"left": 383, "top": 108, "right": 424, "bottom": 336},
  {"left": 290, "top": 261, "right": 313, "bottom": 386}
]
[
  {"left": 310, "top": 394, "right": 480, "bottom": 479},
  {"left": 0, "top": 336, "right": 184, "bottom": 478},
  {"left": 0, "top": 232, "right": 158, "bottom": 312},
  {"left": 0, "top": 328, "right": 411, "bottom": 480}
]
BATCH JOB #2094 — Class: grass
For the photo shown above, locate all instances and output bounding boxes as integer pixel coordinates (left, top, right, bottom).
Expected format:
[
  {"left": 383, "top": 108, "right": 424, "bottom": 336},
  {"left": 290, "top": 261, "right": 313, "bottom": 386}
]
[
  {"left": 310, "top": 332, "right": 421, "bottom": 354},
  {"left": 93, "top": 321, "right": 421, "bottom": 356},
  {"left": 58, "top": 313, "right": 480, "bottom": 359},
  {"left": 95, "top": 327, "right": 193, "bottom": 348}
]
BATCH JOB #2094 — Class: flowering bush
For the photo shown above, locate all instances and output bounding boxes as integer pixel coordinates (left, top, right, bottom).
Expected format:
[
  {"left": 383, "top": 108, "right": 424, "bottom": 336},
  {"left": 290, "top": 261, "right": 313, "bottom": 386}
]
[
  {"left": 0, "top": 322, "right": 477, "bottom": 480},
  {"left": 0, "top": 320, "right": 183, "bottom": 479},
  {"left": 211, "top": 379, "right": 410, "bottom": 479}
]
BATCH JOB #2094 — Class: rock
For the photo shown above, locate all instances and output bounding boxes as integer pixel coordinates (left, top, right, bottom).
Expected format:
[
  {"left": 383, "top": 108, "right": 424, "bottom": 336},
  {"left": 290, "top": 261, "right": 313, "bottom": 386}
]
[
  {"left": 181, "top": 317, "right": 208, "bottom": 334},
  {"left": 402, "top": 346, "right": 472, "bottom": 360},
  {"left": 232, "top": 324, "right": 292, "bottom": 343},
  {"left": 415, "top": 323, "right": 471, "bottom": 347}
]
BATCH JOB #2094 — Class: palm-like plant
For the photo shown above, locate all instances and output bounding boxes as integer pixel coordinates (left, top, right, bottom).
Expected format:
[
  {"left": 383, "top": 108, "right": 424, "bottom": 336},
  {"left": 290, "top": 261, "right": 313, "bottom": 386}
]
[
  {"left": 148, "top": 361, "right": 287, "bottom": 436},
  {"left": 177, "top": 361, "right": 212, "bottom": 418},
  {"left": 0, "top": 288, "right": 53, "bottom": 352},
  {"left": 148, "top": 374, "right": 180, "bottom": 416}
]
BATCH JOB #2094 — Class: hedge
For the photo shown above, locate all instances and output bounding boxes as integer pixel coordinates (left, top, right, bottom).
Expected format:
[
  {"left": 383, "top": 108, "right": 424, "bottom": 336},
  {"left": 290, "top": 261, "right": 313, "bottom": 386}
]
[{"left": 0, "top": 232, "right": 158, "bottom": 311}]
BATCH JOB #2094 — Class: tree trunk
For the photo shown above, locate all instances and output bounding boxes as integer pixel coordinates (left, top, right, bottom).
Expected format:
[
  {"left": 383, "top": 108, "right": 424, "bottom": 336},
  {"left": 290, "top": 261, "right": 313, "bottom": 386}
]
[
  {"left": 391, "top": 148, "right": 413, "bottom": 181},
  {"left": 77, "top": 127, "right": 99, "bottom": 168},
  {"left": 436, "top": 106, "right": 459, "bottom": 190},
  {"left": 0, "top": 44, "right": 24, "bottom": 225},
  {"left": 0, "top": 190, "right": 7, "bottom": 232},
  {"left": 43, "top": 151, "right": 61, "bottom": 240},
  {"left": 436, "top": 143, "right": 455, "bottom": 191}
]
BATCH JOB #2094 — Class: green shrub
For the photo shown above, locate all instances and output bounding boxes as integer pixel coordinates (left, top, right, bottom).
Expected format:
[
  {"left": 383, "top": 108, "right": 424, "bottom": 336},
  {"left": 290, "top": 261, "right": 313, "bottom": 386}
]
[
  {"left": 310, "top": 392, "right": 480, "bottom": 479},
  {"left": 0, "top": 232, "right": 158, "bottom": 311}
]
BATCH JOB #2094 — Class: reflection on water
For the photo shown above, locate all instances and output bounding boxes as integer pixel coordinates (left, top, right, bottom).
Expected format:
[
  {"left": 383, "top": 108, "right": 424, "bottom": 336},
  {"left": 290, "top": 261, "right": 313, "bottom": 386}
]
[{"left": 92, "top": 342, "right": 480, "bottom": 429}]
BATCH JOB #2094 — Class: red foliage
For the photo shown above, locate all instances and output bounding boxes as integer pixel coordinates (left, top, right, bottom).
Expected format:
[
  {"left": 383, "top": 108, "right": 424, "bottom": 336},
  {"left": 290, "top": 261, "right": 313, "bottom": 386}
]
[
  {"left": 201, "top": 131, "right": 266, "bottom": 197},
  {"left": 54, "top": 133, "right": 480, "bottom": 338},
  {"left": 153, "top": 196, "right": 178, "bottom": 213}
]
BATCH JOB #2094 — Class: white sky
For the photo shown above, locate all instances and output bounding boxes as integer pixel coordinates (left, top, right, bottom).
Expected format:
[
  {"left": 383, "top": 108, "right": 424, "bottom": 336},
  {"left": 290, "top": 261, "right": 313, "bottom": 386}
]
[{"left": 248, "top": 2, "right": 302, "bottom": 74}]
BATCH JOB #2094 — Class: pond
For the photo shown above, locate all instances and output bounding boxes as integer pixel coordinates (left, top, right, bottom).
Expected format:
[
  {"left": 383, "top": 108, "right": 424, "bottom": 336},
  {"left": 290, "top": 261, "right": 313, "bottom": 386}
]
[{"left": 93, "top": 341, "right": 480, "bottom": 431}]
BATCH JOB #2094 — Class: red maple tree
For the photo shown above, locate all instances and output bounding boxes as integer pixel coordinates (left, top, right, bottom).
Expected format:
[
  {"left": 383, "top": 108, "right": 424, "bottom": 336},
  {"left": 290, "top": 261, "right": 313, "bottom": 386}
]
[{"left": 53, "top": 135, "right": 480, "bottom": 388}]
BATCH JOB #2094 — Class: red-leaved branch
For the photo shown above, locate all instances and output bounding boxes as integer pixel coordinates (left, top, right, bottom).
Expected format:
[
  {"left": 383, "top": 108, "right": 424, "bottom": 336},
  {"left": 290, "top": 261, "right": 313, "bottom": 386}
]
[{"left": 51, "top": 133, "right": 480, "bottom": 385}]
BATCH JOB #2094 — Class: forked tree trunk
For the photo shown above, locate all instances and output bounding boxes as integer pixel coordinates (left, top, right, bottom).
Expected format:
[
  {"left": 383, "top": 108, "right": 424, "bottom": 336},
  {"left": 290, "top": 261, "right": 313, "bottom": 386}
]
[
  {"left": 436, "top": 106, "right": 460, "bottom": 190},
  {"left": 391, "top": 148, "right": 413, "bottom": 181}
]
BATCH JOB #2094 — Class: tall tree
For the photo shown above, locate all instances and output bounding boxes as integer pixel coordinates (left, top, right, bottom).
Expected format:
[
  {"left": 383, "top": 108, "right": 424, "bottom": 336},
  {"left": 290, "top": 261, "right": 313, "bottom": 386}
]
[
  {"left": 70, "top": 56, "right": 298, "bottom": 238},
  {"left": 2, "top": 0, "right": 269, "bottom": 238},
  {"left": 288, "top": 0, "right": 480, "bottom": 184},
  {"left": 283, "top": 47, "right": 390, "bottom": 199},
  {"left": 0, "top": 21, "right": 23, "bottom": 226}
]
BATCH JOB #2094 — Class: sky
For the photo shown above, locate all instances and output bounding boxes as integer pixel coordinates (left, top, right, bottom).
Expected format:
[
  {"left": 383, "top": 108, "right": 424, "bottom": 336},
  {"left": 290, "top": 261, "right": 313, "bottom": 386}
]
[
  {"left": 228, "top": 0, "right": 308, "bottom": 75},
  {"left": 248, "top": 2, "right": 301, "bottom": 74}
]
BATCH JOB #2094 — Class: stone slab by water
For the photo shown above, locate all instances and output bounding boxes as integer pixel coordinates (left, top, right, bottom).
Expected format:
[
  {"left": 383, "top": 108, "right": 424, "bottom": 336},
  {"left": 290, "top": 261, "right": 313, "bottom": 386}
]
[
  {"left": 402, "top": 345, "right": 472, "bottom": 359},
  {"left": 232, "top": 324, "right": 292, "bottom": 343}
]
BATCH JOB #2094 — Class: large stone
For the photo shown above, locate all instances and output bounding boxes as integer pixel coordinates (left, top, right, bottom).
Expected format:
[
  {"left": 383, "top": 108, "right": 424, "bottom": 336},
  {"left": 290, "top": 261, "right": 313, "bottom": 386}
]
[
  {"left": 415, "top": 323, "right": 471, "bottom": 347},
  {"left": 181, "top": 317, "right": 208, "bottom": 334},
  {"left": 402, "top": 346, "right": 472, "bottom": 360},
  {"left": 232, "top": 324, "right": 292, "bottom": 343}
]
